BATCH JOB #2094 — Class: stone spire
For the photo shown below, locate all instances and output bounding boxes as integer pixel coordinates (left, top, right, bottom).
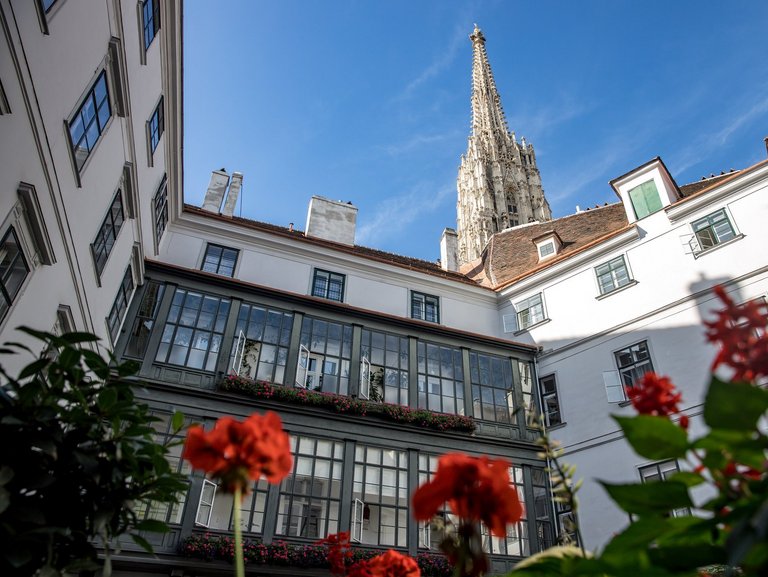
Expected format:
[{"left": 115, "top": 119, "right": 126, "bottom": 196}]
[{"left": 456, "top": 25, "right": 552, "bottom": 264}]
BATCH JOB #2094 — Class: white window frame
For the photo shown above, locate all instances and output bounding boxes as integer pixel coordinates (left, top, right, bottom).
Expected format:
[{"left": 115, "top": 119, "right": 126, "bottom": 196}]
[
  {"left": 195, "top": 479, "right": 217, "bottom": 527},
  {"left": 295, "top": 344, "right": 310, "bottom": 388},
  {"left": 514, "top": 293, "right": 546, "bottom": 331},
  {"left": 351, "top": 498, "right": 364, "bottom": 543},
  {"left": 602, "top": 370, "right": 625, "bottom": 403},
  {"left": 537, "top": 240, "right": 555, "bottom": 259},
  {"left": 231, "top": 329, "right": 246, "bottom": 375},
  {"left": 359, "top": 356, "right": 371, "bottom": 400}
]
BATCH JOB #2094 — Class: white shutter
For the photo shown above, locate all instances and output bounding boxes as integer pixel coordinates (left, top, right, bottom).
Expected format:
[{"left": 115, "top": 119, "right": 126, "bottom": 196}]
[
  {"left": 351, "top": 498, "right": 364, "bottom": 543},
  {"left": 502, "top": 313, "right": 518, "bottom": 333},
  {"left": 195, "top": 479, "right": 217, "bottom": 527},
  {"left": 231, "top": 329, "right": 245, "bottom": 375},
  {"left": 603, "top": 370, "right": 625, "bottom": 403},
  {"left": 295, "top": 345, "right": 310, "bottom": 388},
  {"left": 359, "top": 357, "right": 371, "bottom": 400}
]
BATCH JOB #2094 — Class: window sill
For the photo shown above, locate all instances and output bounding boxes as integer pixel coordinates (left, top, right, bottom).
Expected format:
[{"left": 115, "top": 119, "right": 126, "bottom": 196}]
[
  {"left": 513, "top": 318, "right": 550, "bottom": 335},
  {"left": 596, "top": 280, "right": 638, "bottom": 300},
  {"left": 692, "top": 234, "right": 744, "bottom": 259},
  {"left": 546, "top": 421, "right": 567, "bottom": 431}
]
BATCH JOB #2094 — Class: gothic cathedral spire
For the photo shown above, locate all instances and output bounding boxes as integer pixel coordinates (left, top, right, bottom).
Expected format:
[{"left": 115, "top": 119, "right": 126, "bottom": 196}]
[{"left": 456, "top": 25, "right": 552, "bottom": 264}]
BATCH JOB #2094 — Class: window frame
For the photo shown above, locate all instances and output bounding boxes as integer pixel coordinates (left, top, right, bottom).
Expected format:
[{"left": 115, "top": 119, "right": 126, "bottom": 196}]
[
  {"left": 469, "top": 351, "right": 516, "bottom": 424},
  {"left": 91, "top": 190, "right": 125, "bottom": 281},
  {"left": 148, "top": 96, "right": 165, "bottom": 156},
  {"left": 0, "top": 227, "right": 31, "bottom": 324},
  {"left": 311, "top": 269, "right": 345, "bottom": 302},
  {"left": 152, "top": 176, "right": 168, "bottom": 248},
  {"left": 538, "top": 373, "right": 562, "bottom": 427},
  {"left": 67, "top": 69, "right": 112, "bottom": 179},
  {"left": 106, "top": 265, "right": 134, "bottom": 343},
  {"left": 690, "top": 208, "right": 737, "bottom": 255},
  {"left": 514, "top": 293, "right": 547, "bottom": 331},
  {"left": 638, "top": 460, "right": 690, "bottom": 517},
  {"left": 417, "top": 341, "right": 465, "bottom": 415},
  {"left": 411, "top": 291, "right": 440, "bottom": 323},
  {"left": 142, "top": 0, "right": 161, "bottom": 51},
  {"left": 200, "top": 243, "right": 239, "bottom": 277},
  {"left": 595, "top": 255, "right": 633, "bottom": 296},
  {"left": 605, "top": 340, "right": 654, "bottom": 403},
  {"left": 628, "top": 179, "right": 663, "bottom": 219}
]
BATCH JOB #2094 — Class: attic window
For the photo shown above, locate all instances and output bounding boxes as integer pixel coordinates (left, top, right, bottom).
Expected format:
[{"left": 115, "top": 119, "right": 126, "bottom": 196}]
[
  {"left": 538, "top": 241, "right": 555, "bottom": 259},
  {"left": 628, "top": 180, "right": 662, "bottom": 219},
  {"left": 533, "top": 232, "right": 561, "bottom": 261}
]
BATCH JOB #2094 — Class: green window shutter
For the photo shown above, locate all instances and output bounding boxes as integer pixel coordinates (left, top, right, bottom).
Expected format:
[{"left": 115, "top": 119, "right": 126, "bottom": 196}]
[{"left": 629, "top": 180, "right": 662, "bottom": 219}]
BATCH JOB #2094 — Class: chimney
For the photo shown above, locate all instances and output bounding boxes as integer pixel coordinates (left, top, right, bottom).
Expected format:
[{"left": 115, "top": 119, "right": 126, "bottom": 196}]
[
  {"left": 764, "top": 136, "right": 768, "bottom": 156},
  {"left": 440, "top": 228, "right": 459, "bottom": 272},
  {"left": 201, "top": 169, "right": 230, "bottom": 213},
  {"left": 305, "top": 196, "right": 357, "bottom": 246},
  {"left": 221, "top": 172, "right": 243, "bottom": 217}
]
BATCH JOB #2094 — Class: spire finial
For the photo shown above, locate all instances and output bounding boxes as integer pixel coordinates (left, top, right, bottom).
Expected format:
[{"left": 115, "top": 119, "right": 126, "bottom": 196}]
[{"left": 470, "top": 23, "right": 485, "bottom": 44}]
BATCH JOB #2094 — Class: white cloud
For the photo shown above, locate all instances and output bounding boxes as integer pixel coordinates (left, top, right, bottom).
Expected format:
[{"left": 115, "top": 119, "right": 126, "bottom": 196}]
[
  {"left": 381, "top": 130, "right": 461, "bottom": 156},
  {"left": 356, "top": 181, "right": 454, "bottom": 246}
]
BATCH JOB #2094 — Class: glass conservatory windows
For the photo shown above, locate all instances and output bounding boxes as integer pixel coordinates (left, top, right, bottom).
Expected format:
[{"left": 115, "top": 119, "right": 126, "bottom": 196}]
[{"left": 417, "top": 342, "right": 465, "bottom": 414}]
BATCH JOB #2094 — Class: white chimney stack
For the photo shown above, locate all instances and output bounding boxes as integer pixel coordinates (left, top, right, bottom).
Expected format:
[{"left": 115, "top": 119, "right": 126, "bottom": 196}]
[
  {"left": 440, "top": 228, "right": 459, "bottom": 272},
  {"left": 221, "top": 172, "right": 243, "bottom": 217},
  {"left": 305, "top": 196, "right": 357, "bottom": 246},
  {"left": 201, "top": 169, "right": 230, "bottom": 213}
]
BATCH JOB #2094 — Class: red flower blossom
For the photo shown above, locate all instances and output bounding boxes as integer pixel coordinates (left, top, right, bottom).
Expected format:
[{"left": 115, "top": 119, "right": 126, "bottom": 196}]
[
  {"left": 626, "top": 373, "right": 683, "bottom": 417},
  {"left": 317, "top": 532, "right": 352, "bottom": 575},
  {"left": 705, "top": 285, "right": 768, "bottom": 382},
  {"left": 412, "top": 453, "right": 523, "bottom": 537},
  {"left": 183, "top": 411, "right": 292, "bottom": 493},
  {"left": 348, "top": 550, "right": 420, "bottom": 577}
]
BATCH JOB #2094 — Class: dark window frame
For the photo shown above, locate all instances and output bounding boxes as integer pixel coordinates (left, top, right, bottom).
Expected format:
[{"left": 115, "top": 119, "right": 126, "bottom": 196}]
[
  {"left": 0, "top": 227, "right": 30, "bottom": 323},
  {"left": 142, "top": 0, "right": 161, "bottom": 50},
  {"left": 595, "top": 255, "right": 632, "bottom": 295},
  {"left": 149, "top": 96, "right": 164, "bottom": 153},
  {"left": 92, "top": 190, "right": 125, "bottom": 279},
  {"left": 311, "top": 269, "right": 345, "bottom": 302},
  {"left": 416, "top": 341, "right": 465, "bottom": 415},
  {"left": 153, "top": 177, "right": 168, "bottom": 246},
  {"left": 614, "top": 341, "right": 654, "bottom": 399},
  {"left": 538, "top": 373, "right": 562, "bottom": 427},
  {"left": 67, "top": 70, "right": 112, "bottom": 175},
  {"left": 107, "top": 266, "right": 134, "bottom": 342},
  {"left": 691, "top": 208, "right": 736, "bottom": 254},
  {"left": 411, "top": 291, "right": 440, "bottom": 323},
  {"left": 201, "top": 243, "right": 239, "bottom": 277},
  {"left": 469, "top": 351, "right": 516, "bottom": 424}
]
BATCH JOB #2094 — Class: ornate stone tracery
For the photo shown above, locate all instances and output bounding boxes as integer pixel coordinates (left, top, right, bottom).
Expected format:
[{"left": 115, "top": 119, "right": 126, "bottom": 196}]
[{"left": 456, "top": 25, "right": 552, "bottom": 264}]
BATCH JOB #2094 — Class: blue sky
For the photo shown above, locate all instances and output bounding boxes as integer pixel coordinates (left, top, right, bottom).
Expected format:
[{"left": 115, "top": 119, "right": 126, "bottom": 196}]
[{"left": 184, "top": 1, "right": 768, "bottom": 262}]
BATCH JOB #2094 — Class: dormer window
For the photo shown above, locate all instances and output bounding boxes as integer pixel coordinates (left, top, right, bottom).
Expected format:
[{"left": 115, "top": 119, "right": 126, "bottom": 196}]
[
  {"left": 628, "top": 180, "right": 662, "bottom": 219},
  {"left": 533, "top": 231, "right": 562, "bottom": 261}
]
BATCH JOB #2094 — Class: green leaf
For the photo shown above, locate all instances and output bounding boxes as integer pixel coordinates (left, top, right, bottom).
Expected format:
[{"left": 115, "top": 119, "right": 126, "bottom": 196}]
[
  {"left": 601, "top": 481, "right": 692, "bottom": 515},
  {"left": 614, "top": 415, "right": 689, "bottom": 460},
  {"left": 704, "top": 377, "right": 768, "bottom": 431},
  {"left": 601, "top": 517, "right": 667, "bottom": 563},
  {"left": 171, "top": 410, "right": 185, "bottom": 434},
  {"left": 18, "top": 358, "right": 50, "bottom": 379},
  {"left": 60, "top": 331, "right": 101, "bottom": 344},
  {"left": 667, "top": 471, "right": 705, "bottom": 488},
  {"left": 129, "top": 533, "right": 155, "bottom": 554},
  {"left": 135, "top": 519, "right": 171, "bottom": 533},
  {"left": 97, "top": 388, "right": 118, "bottom": 411}
]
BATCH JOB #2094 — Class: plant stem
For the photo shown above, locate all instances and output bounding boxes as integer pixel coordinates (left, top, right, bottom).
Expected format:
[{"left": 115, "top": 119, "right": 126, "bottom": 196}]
[{"left": 234, "top": 485, "right": 244, "bottom": 577}]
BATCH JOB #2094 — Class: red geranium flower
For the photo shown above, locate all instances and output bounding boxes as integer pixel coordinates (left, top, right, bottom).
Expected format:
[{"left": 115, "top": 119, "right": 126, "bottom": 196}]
[
  {"left": 626, "top": 373, "right": 683, "bottom": 418},
  {"left": 705, "top": 285, "right": 768, "bottom": 382},
  {"left": 412, "top": 453, "right": 523, "bottom": 537},
  {"left": 348, "top": 550, "right": 420, "bottom": 577},
  {"left": 316, "top": 531, "right": 352, "bottom": 575},
  {"left": 183, "top": 411, "right": 292, "bottom": 493}
]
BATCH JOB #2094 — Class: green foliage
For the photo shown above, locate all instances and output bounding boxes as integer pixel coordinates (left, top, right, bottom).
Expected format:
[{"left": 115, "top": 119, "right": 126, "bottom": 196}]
[{"left": 0, "top": 328, "right": 188, "bottom": 576}]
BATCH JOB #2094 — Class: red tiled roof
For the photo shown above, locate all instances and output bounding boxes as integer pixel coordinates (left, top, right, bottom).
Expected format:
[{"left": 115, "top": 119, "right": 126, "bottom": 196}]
[{"left": 678, "top": 170, "right": 741, "bottom": 197}]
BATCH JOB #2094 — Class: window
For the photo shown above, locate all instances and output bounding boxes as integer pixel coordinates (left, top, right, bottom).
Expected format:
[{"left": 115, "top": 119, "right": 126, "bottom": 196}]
[
  {"left": 149, "top": 96, "right": 164, "bottom": 153},
  {"left": 153, "top": 178, "right": 168, "bottom": 245},
  {"left": 155, "top": 288, "right": 230, "bottom": 371},
  {"left": 276, "top": 435, "right": 344, "bottom": 539},
  {"left": 417, "top": 342, "right": 465, "bottom": 415},
  {"left": 595, "top": 255, "right": 632, "bottom": 295},
  {"left": 40, "top": 0, "right": 57, "bottom": 12},
  {"left": 201, "top": 243, "right": 238, "bottom": 277},
  {"left": 296, "top": 316, "right": 353, "bottom": 395},
  {"left": 360, "top": 329, "right": 409, "bottom": 405},
  {"left": 628, "top": 180, "right": 662, "bottom": 219},
  {"left": 311, "top": 269, "right": 345, "bottom": 302},
  {"left": 352, "top": 445, "right": 408, "bottom": 547},
  {"left": 411, "top": 291, "right": 439, "bottom": 323},
  {"left": 417, "top": 454, "right": 459, "bottom": 551},
  {"left": 469, "top": 352, "right": 515, "bottom": 424},
  {"left": 538, "top": 241, "right": 555, "bottom": 258},
  {"left": 107, "top": 266, "right": 134, "bottom": 342},
  {"left": 124, "top": 281, "right": 165, "bottom": 359},
  {"left": 92, "top": 191, "right": 124, "bottom": 278},
  {"left": 515, "top": 293, "right": 546, "bottom": 330},
  {"left": 691, "top": 209, "right": 736, "bottom": 253},
  {"left": 538, "top": 374, "right": 562, "bottom": 427},
  {"left": 68, "top": 70, "right": 111, "bottom": 173},
  {"left": 481, "top": 465, "right": 530, "bottom": 557},
  {"left": 0, "top": 227, "right": 30, "bottom": 323},
  {"left": 142, "top": 0, "right": 160, "bottom": 50},
  {"left": 0, "top": 79, "right": 10, "bottom": 115},
  {"left": 639, "top": 460, "right": 689, "bottom": 517},
  {"left": 230, "top": 303, "right": 293, "bottom": 385},
  {"left": 604, "top": 341, "right": 654, "bottom": 402},
  {"left": 195, "top": 476, "right": 270, "bottom": 533},
  {"left": 518, "top": 360, "right": 538, "bottom": 425}
]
